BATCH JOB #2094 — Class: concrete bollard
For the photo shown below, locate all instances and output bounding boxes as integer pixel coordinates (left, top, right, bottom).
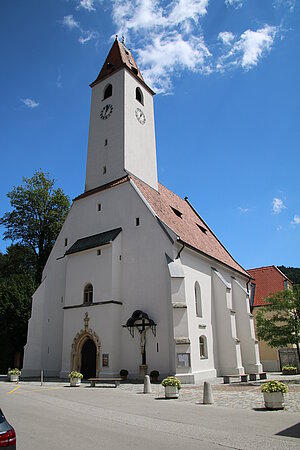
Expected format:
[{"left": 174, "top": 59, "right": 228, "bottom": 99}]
[
  {"left": 203, "top": 381, "right": 214, "bottom": 404},
  {"left": 144, "top": 375, "right": 152, "bottom": 394}
]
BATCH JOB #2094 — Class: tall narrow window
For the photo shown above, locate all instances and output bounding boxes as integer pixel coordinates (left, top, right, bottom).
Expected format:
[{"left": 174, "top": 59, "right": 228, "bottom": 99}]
[
  {"left": 83, "top": 284, "right": 93, "bottom": 305},
  {"left": 103, "top": 84, "right": 112, "bottom": 100},
  {"left": 199, "top": 336, "right": 207, "bottom": 359},
  {"left": 136, "top": 87, "right": 144, "bottom": 105},
  {"left": 195, "top": 282, "right": 202, "bottom": 317}
]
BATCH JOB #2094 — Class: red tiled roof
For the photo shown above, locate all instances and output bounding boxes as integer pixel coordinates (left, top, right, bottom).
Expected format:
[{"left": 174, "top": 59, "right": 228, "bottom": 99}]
[
  {"left": 131, "top": 176, "right": 249, "bottom": 277},
  {"left": 247, "top": 266, "right": 291, "bottom": 307},
  {"left": 90, "top": 38, "right": 148, "bottom": 89}
]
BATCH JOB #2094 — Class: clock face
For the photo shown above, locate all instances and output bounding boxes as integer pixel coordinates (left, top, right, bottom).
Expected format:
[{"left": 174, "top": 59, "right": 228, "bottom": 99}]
[
  {"left": 135, "top": 108, "right": 146, "bottom": 125},
  {"left": 100, "top": 104, "right": 113, "bottom": 120}
]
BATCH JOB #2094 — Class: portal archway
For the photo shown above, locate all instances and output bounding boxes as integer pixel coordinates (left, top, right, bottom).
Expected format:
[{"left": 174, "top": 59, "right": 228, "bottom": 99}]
[
  {"left": 71, "top": 322, "right": 101, "bottom": 377},
  {"left": 81, "top": 339, "right": 96, "bottom": 378}
]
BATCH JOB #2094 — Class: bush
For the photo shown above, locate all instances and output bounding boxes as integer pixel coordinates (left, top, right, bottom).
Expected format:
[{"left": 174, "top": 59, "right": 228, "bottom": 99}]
[
  {"left": 150, "top": 370, "right": 159, "bottom": 378},
  {"left": 282, "top": 365, "right": 297, "bottom": 371},
  {"left": 261, "top": 380, "right": 288, "bottom": 393},
  {"left": 8, "top": 368, "right": 21, "bottom": 376},
  {"left": 68, "top": 371, "right": 83, "bottom": 379},
  {"left": 161, "top": 376, "right": 181, "bottom": 389},
  {"left": 120, "top": 369, "right": 128, "bottom": 377}
]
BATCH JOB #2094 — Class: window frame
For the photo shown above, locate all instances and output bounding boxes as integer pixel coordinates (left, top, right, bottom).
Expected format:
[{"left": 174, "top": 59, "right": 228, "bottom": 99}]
[{"left": 83, "top": 283, "right": 93, "bottom": 305}]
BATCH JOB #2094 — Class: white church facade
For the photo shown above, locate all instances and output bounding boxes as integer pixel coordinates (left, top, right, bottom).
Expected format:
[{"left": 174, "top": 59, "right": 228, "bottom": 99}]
[{"left": 23, "top": 38, "right": 262, "bottom": 383}]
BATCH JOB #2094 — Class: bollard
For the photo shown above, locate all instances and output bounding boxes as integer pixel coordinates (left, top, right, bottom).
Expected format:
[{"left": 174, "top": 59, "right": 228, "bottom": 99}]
[
  {"left": 41, "top": 370, "right": 44, "bottom": 386},
  {"left": 203, "top": 381, "right": 214, "bottom": 404},
  {"left": 144, "top": 375, "right": 152, "bottom": 394}
]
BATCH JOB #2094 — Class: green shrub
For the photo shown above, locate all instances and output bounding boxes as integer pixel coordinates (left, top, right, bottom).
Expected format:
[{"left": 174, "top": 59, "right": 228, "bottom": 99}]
[
  {"left": 261, "top": 380, "right": 288, "bottom": 393},
  {"left": 150, "top": 370, "right": 159, "bottom": 378},
  {"left": 282, "top": 365, "right": 297, "bottom": 371},
  {"left": 68, "top": 371, "right": 83, "bottom": 379},
  {"left": 161, "top": 376, "right": 181, "bottom": 389},
  {"left": 120, "top": 369, "right": 128, "bottom": 377},
  {"left": 8, "top": 368, "right": 21, "bottom": 376}
]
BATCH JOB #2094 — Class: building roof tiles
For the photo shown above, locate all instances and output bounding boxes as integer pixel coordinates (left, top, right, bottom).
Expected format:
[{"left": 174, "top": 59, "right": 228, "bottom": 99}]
[{"left": 247, "top": 265, "right": 292, "bottom": 307}]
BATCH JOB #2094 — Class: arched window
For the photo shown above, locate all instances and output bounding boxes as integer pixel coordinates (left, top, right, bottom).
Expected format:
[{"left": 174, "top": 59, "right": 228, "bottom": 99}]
[
  {"left": 136, "top": 87, "right": 144, "bottom": 105},
  {"left": 83, "top": 284, "right": 93, "bottom": 305},
  {"left": 103, "top": 84, "right": 112, "bottom": 100},
  {"left": 199, "top": 336, "right": 207, "bottom": 359},
  {"left": 194, "top": 282, "right": 202, "bottom": 317}
]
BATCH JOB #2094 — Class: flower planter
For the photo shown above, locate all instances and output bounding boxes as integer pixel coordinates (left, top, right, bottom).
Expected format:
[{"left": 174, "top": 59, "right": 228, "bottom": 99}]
[
  {"left": 165, "top": 385, "right": 179, "bottom": 399},
  {"left": 263, "top": 392, "right": 284, "bottom": 409},
  {"left": 151, "top": 376, "right": 159, "bottom": 384},
  {"left": 282, "top": 369, "right": 297, "bottom": 375},
  {"left": 70, "top": 378, "right": 81, "bottom": 387},
  {"left": 10, "top": 375, "right": 19, "bottom": 383}
]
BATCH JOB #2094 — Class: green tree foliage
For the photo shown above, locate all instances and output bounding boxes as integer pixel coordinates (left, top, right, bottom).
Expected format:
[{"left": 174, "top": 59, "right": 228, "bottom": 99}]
[
  {"left": 0, "top": 170, "right": 70, "bottom": 284},
  {"left": 0, "top": 245, "right": 36, "bottom": 371},
  {"left": 278, "top": 266, "right": 300, "bottom": 285},
  {"left": 256, "top": 285, "right": 300, "bottom": 364}
]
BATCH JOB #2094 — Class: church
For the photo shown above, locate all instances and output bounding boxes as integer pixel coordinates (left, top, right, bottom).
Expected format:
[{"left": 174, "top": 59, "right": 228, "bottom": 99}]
[{"left": 23, "top": 37, "right": 262, "bottom": 383}]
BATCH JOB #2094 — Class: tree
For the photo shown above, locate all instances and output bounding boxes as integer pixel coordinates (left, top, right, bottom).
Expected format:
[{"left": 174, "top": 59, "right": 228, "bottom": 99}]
[
  {"left": 278, "top": 266, "right": 300, "bottom": 285},
  {"left": 0, "top": 170, "right": 70, "bottom": 284},
  {"left": 256, "top": 285, "right": 300, "bottom": 365}
]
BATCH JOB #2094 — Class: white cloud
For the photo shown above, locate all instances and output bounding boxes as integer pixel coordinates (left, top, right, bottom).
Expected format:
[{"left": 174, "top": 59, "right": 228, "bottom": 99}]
[
  {"left": 56, "top": 71, "right": 62, "bottom": 88},
  {"left": 79, "top": 30, "right": 98, "bottom": 44},
  {"left": 217, "top": 25, "right": 278, "bottom": 71},
  {"left": 291, "top": 215, "right": 300, "bottom": 225},
  {"left": 273, "top": 0, "right": 296, "bottom": 12},
  {"left": 77, "top": 0, "right": 96, "bottom": 12},
  {"left": 218, "top": 31, "right": 235, "bottom": 45},
  {"left": 137, "top": 32, "right": 211, "bottom": 93},
  {"left": 168, "top": 0, "right": 208, "bottom": 26},
  {"left": 20, "top": 98, "right": 39, "bottom": 109},
  {"left": 272, "top": 197, "right": 286, "bottom": 214},
  {"left": 239, "top": 207, "right": 249, "bottom": 214},
  {"left": 106, "top": 1, "right": 281, "bottom": 92},
  {"left": 61, "top": 14, "right": 97, "bottom": 45},
  {"left": 225, "top": 0, "right": 243, "bottom": 9},
  {"left": 62, "top": 14, "right": 80, "bottom": 30}
]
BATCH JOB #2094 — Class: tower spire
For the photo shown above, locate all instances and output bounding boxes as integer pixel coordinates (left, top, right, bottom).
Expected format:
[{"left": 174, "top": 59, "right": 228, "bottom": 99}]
[{"left": 90, "top": 37, "right": 149, "bottom": 90}]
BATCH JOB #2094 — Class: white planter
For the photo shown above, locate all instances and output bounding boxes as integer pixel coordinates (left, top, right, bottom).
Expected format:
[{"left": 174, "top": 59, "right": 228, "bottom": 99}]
[
  {"left": 70, "top": 378, "right": 81, "bottom": 387},
  {"left": 165, "top": 385, "right": 179, "bottom": 399},
  {"left": 10, "top": 375, "right": 19, "bottom": 383},
  {"left": 263, "top": 392, "right": 284, "bottom": 409}
]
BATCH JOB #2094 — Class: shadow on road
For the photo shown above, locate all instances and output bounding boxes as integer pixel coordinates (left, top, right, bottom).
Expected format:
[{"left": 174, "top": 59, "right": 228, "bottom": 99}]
[{"left": 276, "top": 423, "right": 300, "bottom": 438}]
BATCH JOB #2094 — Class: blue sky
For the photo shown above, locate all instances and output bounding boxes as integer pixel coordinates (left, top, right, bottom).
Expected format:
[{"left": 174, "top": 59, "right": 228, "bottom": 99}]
[{"left": 0, "top": 0, "right": 299, "bottom": 269}]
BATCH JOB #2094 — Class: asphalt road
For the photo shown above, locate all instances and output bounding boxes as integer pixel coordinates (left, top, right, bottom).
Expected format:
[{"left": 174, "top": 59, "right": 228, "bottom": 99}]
[{"left": 0, "top": 381, "right": 299, "bottom": 449}]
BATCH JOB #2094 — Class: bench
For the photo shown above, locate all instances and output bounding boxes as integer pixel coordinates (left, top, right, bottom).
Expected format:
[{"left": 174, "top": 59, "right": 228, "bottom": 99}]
[
  {"left": 88, "top": 377, "right": 123, "bottom": 388},
  {"left": 223, "top": 374, "right": 249, "bottom": 384},
  {"left": 249, "top": 372, "right": 267, "bottom": 381}
]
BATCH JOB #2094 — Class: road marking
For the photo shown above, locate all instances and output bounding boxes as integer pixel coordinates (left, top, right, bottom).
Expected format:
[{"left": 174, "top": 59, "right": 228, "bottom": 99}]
[{"left": 8, "top": 385, "right": 21, "bottom": 395}]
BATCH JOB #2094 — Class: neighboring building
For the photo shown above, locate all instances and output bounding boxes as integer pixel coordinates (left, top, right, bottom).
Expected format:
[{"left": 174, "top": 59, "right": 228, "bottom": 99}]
[
  {"left": 248, "top": 265, "right": 293, "bottom": 371},
  {"left": 22, "top": 38, "right": 262, "bottom": 383}
]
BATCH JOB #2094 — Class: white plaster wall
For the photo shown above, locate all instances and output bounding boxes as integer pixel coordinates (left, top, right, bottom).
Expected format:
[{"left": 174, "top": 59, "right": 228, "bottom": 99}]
[
  {"left": 22, "top": 281, "right": 46, "bottom": 376},
  {"left": 85, "top": 70, "right": 126, "bottom": 191},
  {"left": 24, "top": 180, "right": 174, "bottom": 379},
  {"left": 124, "top": 71, "right": 158, "bottom": 190},
  {"left": 60, "top": 304, "right": 121, "bottom": 377},
  {"left": 211, "top": 267, "right": 244, "bottom": 375},
  {"left": 232, "top": 278, "right": 262, "bottom": 374},
  {"left": 64, "top": 245, "right": 113, "bottom": 308},
  {"left": 178, "top": 249, "right": 217, "bottom": 381}
]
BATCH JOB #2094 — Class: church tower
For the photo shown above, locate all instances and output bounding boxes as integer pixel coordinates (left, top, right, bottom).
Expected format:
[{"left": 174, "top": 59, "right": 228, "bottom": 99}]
[{"left": 85, "top": 37, "right": 158, "bottom": 192}]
